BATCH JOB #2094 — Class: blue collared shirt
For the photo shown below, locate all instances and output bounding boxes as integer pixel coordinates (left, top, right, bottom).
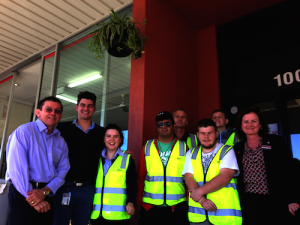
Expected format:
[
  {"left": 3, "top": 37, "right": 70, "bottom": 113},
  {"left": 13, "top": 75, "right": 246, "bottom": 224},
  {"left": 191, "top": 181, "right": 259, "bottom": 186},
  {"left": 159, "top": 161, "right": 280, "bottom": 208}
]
[
  {"left": 101, "top": 148, "right": 124, "bottom": 176},
  {"left": 6, "top": 119, "right": 70, "bottom": 198},
  {"left": 72, "top": 119, "right": 95, "bottom": 133}
]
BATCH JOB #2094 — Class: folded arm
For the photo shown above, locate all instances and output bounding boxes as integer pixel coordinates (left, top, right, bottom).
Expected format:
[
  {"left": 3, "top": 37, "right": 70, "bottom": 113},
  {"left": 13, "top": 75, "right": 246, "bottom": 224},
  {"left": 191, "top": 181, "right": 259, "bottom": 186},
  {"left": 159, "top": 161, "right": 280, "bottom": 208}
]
[{"left": 189, "top": 168, "right": 235, "bottom": 202}]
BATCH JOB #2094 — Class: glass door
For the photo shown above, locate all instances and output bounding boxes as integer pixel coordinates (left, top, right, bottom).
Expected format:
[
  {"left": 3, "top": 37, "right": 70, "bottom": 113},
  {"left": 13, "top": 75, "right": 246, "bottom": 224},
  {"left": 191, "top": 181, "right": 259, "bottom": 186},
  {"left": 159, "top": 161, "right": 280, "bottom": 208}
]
[
  {"left": 0, "top": 76, "right": 13, "bottom": 178},
  {"left": 287, "top": 98, "right": 300, "bottom": 159}
]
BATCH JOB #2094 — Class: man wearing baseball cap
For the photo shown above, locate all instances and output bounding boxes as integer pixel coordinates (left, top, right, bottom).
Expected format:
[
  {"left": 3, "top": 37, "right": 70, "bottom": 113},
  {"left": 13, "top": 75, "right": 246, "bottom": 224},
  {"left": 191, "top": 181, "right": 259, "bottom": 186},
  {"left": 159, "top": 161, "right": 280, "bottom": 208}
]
[{"left": 137, "top": 111, "right": 189, "bottom": 225}]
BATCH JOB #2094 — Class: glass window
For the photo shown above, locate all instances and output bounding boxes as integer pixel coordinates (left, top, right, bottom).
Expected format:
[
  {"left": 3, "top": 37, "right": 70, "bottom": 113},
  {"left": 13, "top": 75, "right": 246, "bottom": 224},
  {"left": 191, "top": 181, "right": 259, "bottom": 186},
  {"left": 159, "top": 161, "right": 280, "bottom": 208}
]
[
  {"left": 55, "top": 33, "right": 131, "bottom": 130},
  {"left": 0, "top": 76, "right": 13, "bottom": 178},
  {"left": 39, "top": 52, "right": 55, "bottom": 100},
  {"left": 0, "top": 61, "right": 42, "bottom": 178}
]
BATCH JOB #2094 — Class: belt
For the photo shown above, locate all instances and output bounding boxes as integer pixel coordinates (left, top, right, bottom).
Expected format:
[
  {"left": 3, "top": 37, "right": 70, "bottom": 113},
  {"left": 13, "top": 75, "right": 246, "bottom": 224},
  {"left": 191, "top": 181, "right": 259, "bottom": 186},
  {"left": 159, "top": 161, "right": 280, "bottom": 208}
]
[
  {"left": 64, "top": 181, "right": 94, "bottom": 187},
  {"left": 30, "top": 182, "right": 48, "bottom": 189}
]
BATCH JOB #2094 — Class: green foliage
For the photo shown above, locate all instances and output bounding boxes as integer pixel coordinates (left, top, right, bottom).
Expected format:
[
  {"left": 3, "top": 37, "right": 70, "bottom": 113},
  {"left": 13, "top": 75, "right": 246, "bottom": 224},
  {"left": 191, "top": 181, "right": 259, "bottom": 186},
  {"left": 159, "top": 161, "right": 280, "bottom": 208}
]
[{"left": 88, "top": 10, "right": 148, "bottom": 60}]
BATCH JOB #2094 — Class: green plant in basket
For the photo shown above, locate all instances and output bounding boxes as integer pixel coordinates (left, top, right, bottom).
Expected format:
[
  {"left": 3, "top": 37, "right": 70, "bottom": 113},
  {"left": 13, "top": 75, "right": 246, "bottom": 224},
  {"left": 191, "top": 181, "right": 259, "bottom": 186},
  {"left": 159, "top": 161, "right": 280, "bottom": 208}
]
[{"left": 88, "top": 10, "right": 147, "bottom": 59}]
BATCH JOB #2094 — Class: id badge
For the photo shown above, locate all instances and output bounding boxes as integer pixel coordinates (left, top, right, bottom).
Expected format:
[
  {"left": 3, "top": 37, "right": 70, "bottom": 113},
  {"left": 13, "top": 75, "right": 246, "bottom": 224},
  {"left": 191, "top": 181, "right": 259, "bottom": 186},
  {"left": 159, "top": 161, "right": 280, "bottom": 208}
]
[{"left": 61, "top": 192, "right": 71, "bottom": 205}]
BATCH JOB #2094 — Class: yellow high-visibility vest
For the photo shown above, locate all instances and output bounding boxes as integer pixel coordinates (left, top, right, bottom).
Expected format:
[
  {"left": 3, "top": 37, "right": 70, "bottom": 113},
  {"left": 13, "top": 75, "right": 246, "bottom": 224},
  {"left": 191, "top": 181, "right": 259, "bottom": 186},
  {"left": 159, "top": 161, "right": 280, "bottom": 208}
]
[
  {"left": 188, "top": 145, "right": 242, "bottom": 225},
  {"left": 225, "top": 132, "right": 239, "bottom": 146},
  {"left": 186, "top": 134, "right": 199, "bottom": 150},
  {"left": 143, "top": 139, "right": 186, "bottom": 206},
  {"left": 91, "top": 152, "right": 130, "bottom": 220}
]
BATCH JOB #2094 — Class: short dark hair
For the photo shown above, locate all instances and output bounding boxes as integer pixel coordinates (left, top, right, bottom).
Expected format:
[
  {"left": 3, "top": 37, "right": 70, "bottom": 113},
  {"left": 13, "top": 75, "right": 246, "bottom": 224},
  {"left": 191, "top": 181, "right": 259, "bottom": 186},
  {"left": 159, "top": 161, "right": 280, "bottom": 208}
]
[
  {"left": 77, "top": 91, "right": 96, "bottom": 106},
  {"left": 197, "top": 119, "right": 217, "bottom": 132},
  {"left": 235, "top": 106, "right": 269, "bottom": 140},
  {"left": 173, "top": 108, "right": 188, "bottom": 119},
  {"left": 104, "top": 124, "right": 124, "bottom": 148},
  {"left": 37, "top": 96, "right": 63, "bottom": 113},
  {"left": 155, "top": 111, "right": 175, "bottom": 124},
  {"left": 211, "top": 109, "right": 227, "bottom": 119}
]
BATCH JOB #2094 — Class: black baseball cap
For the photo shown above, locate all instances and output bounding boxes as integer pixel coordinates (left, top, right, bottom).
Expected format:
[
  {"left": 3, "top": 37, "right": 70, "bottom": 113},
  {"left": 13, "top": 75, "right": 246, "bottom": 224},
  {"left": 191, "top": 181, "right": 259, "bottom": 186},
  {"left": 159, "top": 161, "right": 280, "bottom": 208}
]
[{"left": 155, "top": 111, "right": 174, "bottom": 124}]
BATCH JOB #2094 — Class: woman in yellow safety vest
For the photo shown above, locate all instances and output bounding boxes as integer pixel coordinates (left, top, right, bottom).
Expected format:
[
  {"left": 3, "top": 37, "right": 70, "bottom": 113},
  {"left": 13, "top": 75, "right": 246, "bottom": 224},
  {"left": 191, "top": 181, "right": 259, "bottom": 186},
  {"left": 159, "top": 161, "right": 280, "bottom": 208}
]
[{"left": 90, "top": 124, "right": 137, "bottom": 225}]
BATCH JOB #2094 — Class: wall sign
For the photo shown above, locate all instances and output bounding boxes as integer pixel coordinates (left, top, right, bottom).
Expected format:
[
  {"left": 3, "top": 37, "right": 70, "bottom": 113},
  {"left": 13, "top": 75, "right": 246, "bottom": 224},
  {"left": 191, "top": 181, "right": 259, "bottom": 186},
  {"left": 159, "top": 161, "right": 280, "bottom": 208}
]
[{"left": 273, "top": 69, "right": 300, "bottom": 86}]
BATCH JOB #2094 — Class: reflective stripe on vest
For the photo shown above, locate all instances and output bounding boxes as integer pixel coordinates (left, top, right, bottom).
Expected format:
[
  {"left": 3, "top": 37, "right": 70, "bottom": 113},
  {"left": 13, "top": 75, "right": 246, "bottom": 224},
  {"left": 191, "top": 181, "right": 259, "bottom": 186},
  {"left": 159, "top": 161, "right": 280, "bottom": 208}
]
[
  {"left": 186, "top": 134, "right": 198, "bottom": 149},
  {"left": 145, "top": 140, "right": 185, "bottom": 157},
  {"left": 143, "top": 192, "right": 186, "bottom": 200},
  {"left": 93, "top": 204, "right": 126, "bottom": 212},
  {"left": 145, "top": 175, "right": 183, "bottom": 183},
  {"left": 91, "top": 152, "right": 131, "bottom": 220},
  {"left": 189, "top": 207, "right": 242, "bottom": 217},
  {"left": 143, "top": 139, "right": 186, "bottom": 206},
  {"left": 197, "top": 182, "right": 237, "bottom": 190},
  {"left": 188, "top": 145, "right": 242, "bottom": 225}
]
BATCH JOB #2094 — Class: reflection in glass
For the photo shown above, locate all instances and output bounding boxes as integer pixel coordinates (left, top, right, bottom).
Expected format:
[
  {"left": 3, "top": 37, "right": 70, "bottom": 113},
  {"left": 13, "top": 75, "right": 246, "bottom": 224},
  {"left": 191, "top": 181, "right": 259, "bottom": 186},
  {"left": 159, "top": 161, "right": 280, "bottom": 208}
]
[
  {"left": 0, "top": 76, "right": 12, "bottom": 178},
  {"left": 1, "top": 61, "right": 41, "bottom": 177},
  {"left": 40, "top": 53, "right": 55, "bottom": 101},
  {"left": 56, "top": 34, "right": 131, "bottom": 130}
]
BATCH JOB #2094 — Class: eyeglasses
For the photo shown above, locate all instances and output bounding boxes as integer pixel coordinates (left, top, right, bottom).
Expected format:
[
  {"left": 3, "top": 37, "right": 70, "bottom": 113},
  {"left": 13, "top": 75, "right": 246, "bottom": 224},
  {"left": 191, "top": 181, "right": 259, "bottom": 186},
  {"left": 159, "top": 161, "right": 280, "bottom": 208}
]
[
  {"left": 43, "top": 107, "right": 62, "bottom": 114},
  {"left": 156, "top": 122, "right": 172, "bottom": 128}
]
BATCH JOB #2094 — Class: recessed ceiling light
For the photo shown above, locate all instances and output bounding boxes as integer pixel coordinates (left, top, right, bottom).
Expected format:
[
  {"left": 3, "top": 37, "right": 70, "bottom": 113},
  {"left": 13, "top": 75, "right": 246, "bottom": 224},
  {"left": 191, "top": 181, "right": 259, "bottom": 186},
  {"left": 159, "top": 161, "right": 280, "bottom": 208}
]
[
  {"left": 68, "top": 74, "right": 102, "bottom": 88},
  {"left": 14, "top": 83, "right": 20, "bottom": 86}
]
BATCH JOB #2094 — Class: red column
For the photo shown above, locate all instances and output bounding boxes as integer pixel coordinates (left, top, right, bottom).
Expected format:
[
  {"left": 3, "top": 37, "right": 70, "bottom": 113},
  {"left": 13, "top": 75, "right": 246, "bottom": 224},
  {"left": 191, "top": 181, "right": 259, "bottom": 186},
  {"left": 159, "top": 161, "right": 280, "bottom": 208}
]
[
  {"left": 196, "top": 25, "right": 220, "bottom": 119},
  {"left": 129, "top": 0, "right": 199, "bottom": 165}
]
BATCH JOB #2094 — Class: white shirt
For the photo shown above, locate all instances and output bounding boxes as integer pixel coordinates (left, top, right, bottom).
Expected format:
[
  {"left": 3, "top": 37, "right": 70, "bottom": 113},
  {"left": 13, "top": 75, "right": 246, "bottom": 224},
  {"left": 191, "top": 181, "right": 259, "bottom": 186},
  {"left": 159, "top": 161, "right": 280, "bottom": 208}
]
[{"left": 182, "top": 143, "right": 239, "bottom": 176}]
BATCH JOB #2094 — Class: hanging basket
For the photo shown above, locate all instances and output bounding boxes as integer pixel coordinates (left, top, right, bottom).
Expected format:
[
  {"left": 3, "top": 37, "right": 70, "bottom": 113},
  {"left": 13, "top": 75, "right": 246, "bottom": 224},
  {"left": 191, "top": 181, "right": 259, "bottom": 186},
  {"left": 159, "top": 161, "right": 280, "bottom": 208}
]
[{"left": 107, "top": 31, "right": 132, "bottom": 58}]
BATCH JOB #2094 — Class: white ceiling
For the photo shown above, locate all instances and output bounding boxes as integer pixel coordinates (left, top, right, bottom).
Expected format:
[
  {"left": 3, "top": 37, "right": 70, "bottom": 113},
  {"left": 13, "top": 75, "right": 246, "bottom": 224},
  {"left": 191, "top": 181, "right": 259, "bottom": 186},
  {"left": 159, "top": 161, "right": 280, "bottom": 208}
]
[{"left": 0, "top": 0, "right": 132, "bottom": 74}]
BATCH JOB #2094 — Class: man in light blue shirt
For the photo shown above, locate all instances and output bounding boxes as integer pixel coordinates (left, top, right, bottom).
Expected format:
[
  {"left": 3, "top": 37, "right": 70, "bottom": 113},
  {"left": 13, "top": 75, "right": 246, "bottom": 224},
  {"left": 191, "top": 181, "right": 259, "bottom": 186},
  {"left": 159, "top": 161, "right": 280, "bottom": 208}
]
[{"left": 6, "top": 96, "right": 70, "bottom": 225}]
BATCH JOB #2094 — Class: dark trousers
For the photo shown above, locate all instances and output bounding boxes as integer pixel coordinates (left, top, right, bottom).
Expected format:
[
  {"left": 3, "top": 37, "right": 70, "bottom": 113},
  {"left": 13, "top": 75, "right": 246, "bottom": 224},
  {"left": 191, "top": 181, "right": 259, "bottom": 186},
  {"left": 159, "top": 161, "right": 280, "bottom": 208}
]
[
  {"left": 138, "top": 201, "right": 189, "bottom": 225},
  {"left": 242, "top": 193, "right": 289, "bottom": 225},
  {"left": 91, "top": 216, "right": 130, "bottom": 225},
  {"left": 8, "top": 184, "right": 54, "bottom": 225},
  {"left": 53, "top": 185, "right": 95, "bottom": 225}
]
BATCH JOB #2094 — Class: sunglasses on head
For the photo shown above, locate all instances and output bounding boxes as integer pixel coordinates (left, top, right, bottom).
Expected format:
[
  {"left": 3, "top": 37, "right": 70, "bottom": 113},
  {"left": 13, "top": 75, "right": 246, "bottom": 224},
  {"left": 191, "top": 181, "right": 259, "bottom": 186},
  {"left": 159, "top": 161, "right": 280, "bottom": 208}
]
[
  {"left": 156, "top": 122, "right": 172, "bottom": 128},
  {"left": 43, "top": 107, "right": 62, "bottom": 114}
]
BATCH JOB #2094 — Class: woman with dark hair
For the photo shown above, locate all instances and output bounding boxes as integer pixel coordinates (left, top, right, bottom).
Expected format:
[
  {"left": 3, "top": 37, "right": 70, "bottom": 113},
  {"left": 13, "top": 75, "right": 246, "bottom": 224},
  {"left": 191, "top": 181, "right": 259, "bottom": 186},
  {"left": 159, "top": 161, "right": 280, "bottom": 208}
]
[
  {"left": 234, "top": 106, "right": 299, "bottom": 225},
  {"left": 90, "top": 124, "right": 137, "bottom": 225}
]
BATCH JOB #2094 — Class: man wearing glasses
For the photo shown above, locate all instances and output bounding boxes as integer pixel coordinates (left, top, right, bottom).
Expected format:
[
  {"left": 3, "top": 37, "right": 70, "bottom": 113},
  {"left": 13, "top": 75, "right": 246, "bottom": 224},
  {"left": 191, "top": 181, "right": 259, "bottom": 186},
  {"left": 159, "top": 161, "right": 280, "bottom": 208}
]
[
  {"left": 137, "top": 111, "right": 189, "bottom": 225},
  {"left": 6, "top": 96, "right": 70, "bottom": 225},
  {"left": 53, "top": 91, "right": 105, "bottom": 225}
]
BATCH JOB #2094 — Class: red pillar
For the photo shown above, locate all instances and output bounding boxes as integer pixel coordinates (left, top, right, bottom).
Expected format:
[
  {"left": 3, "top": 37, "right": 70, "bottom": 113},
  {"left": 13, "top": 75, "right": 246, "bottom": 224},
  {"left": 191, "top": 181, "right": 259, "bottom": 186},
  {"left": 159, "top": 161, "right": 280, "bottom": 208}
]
[
  {"left": 129, "top": 0, "right": 199, "bottom": 164},
  {"left": 196, "top": 25, "right": 220, "bottom": 119}
]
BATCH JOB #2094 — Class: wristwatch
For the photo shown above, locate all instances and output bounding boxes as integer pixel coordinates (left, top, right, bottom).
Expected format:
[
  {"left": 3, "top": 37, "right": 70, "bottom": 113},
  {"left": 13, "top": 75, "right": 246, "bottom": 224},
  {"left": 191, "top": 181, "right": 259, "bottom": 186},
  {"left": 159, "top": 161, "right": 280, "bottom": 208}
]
[{"left": 42, "top": 187, "right": 50, "bottom": 196}]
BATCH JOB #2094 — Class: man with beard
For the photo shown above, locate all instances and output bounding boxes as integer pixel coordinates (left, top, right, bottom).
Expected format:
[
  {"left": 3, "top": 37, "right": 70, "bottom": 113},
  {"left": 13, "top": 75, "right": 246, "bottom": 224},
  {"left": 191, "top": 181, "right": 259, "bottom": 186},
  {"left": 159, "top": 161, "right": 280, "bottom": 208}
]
[
  {"left": 182, "top": 119, "right": 241, "bottom": 225},
  {"left": 137, "top": 111, "right": 189, "bottom": 225},
  {"left": 173, "top": 108, "right": 199, "bottom": 150}
]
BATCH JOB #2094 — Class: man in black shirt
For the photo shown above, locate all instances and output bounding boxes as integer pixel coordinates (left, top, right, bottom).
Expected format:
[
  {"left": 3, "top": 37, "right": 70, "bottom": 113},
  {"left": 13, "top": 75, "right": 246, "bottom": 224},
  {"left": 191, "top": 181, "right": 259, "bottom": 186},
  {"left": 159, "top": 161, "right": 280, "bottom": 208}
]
[{"left": 53, "top": 91, "right": 105, "bottom": 225}]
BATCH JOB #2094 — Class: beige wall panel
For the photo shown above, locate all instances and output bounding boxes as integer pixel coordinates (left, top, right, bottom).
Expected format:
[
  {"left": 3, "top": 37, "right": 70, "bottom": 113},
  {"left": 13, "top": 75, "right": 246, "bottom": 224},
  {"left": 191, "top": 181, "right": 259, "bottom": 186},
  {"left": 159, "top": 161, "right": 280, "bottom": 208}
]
[
  {"left": 0, "top": 52, "right": 22, "bottom": 62},
  {"left": 65, "top": 0, "right": 105, "bottom": 19},
  {"left": 0, "top": 35, "right": 38, "bottom": 53},
  {"left": 0, "top": 44, "right": 30, "bottom": 57},
  {"left": 29, "top": 0, "right": 86, "bottom": 29},
  {"left": 0, "top": 56, "right": 16, "bottom": 65},
  {"left": 0, "top": 2, "right": 69, "bottom": 37},
  {"left": 1, "top": 23, "right": 50, "bottom": 46}
]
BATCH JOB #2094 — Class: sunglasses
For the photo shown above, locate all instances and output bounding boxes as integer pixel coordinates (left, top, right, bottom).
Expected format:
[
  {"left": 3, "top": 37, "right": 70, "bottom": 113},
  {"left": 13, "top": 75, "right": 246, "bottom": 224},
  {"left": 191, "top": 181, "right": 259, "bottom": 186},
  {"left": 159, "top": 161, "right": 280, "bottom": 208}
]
[
  {"left": 156, "top": 122, "right": 172, "bottom": 128},
  {"left": 43, "top": 107, "right": 62, "bottom": 114}
]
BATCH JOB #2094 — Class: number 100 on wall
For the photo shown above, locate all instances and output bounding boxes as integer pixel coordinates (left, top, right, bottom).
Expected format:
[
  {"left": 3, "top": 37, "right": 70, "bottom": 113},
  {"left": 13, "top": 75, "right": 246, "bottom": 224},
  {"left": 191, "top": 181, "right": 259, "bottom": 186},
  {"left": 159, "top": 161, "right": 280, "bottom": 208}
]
[{"left": 274, "top": 69, "right": 300, "bottom": 86}]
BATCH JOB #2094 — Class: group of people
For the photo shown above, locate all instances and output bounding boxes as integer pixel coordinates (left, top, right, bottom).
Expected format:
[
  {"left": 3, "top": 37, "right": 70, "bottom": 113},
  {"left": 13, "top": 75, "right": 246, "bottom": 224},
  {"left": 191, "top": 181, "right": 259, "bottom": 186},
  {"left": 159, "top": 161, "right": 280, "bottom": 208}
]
[{"left": 5, "top": 91, "right": 300, "bottom": 225}]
